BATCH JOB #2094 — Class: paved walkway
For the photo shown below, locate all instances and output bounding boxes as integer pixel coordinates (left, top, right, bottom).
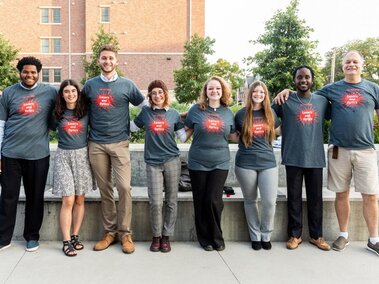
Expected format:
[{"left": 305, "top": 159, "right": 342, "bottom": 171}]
[{"left": 0, "top": 241, "right": 377, "bottom": 284}]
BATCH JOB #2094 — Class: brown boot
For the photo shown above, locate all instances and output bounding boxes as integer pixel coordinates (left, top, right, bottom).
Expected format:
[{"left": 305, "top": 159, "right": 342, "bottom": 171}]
[
  {"left": 93, "top": 233, "right": 116, "bottom": 251},
  {"left": 160, "top": 236, "right": 171, "bottom": 253},
  {"left": 121, "top": 234, "right": 135, "bottom": 254},
  {"left": 150, "top": 237, "right": 161, "bottom": 252}
]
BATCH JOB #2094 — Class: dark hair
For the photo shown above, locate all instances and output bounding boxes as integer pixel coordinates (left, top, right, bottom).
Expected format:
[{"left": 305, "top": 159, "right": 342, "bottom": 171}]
[
  {"left": 54, "top": 79, "right": 88, "bottom": 120},
  {"left": 292, "top": 65, "right": 315, "bottom": 81},
  {"left": 16, "top": 57, "right": 42, "bottom": 73},
  {"left": 98, "top": 44, "right": 118, "bottom": 58}
]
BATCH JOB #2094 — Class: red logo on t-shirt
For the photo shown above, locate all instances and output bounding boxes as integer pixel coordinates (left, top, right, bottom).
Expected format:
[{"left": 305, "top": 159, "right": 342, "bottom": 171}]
[
  {"left": 96, "top": 89, "right": 114, "bottom": 109},
  {"left": 252, "top": 122, "right": 266, "bottom": 137},
  {"left": 341, "top": 92, "right": 364, "bottom": 107},
  {"left": 18, "top": 99, "right": 40, "bottom": 116},
  {"left": 203, "top": 115, "right": 224, "bottom": 133},
  {"left": 149, "top": 119, "right": 169, "bottom": 134},
  {"left": 297, "top": 108, "right": 318, "bottom": 124},
  {"left": 63, "top": 120, "right": 83, "bottom": 135}
]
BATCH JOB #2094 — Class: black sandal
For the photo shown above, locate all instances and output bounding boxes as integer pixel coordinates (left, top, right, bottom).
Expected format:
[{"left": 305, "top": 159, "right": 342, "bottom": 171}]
[
  {"left": 71, "top": 235, "right": 84, "bottom": 250},
  {"left": 62, "top": 240, "right": 77, "bottom": 257}
]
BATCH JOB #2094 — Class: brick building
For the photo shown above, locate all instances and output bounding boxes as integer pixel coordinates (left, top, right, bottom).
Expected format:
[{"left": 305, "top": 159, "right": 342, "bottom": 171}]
[{"left": 0, "top": 0, "right": 205, "bottom": 91}]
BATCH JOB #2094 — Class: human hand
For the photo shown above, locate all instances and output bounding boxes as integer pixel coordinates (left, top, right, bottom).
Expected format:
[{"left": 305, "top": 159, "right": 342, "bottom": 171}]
[{"left": 273, "top": 89, "right": 292, "bottom": 105}]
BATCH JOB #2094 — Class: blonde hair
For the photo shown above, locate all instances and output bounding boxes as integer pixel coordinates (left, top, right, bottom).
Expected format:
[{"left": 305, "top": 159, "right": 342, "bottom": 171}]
[
  {"left": 241, "top": 81, "right": 276, "bottom": 147},
  {"left": 198, "top": 76, "right": 232, "bottom": 110}
]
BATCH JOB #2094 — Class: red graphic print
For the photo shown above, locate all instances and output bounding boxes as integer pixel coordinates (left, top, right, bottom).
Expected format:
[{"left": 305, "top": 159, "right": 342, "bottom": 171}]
[
  {"left": 149, "top": 119, "right": 169, "bottom": 134},
  {"left": 252, "top": 122, "right": 266, "bottom": 137},
  {"left": 203, "top": 114, "right": 224, "bottom": 133},
  {"left": 63, "top": 120, "right": 83, "bottom": 135},
  {"left": 341, "top": 92, "right": 364, "bottom": 107},
  {"left": 96, "top": 89, "right": 114, "bottom": 109},
  {"left": 18, "top": 98, "right": 40, "bottom": 116},
  {"left": 297, "top": 107, "right": 318, "bottom": 124}
]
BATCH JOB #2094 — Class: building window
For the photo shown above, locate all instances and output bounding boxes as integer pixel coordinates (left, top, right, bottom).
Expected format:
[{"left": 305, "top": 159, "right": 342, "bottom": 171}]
[
  {"left": 41, "top": 69, "right": 49, "bottom": 82},
  {"left": 40, "top": 38, "right": 61, "bottom": 53},
  {"left": 53, "top": 69, "right": 61, "bottom": 83},
  {"left": 41, "top": 38, "right": 49, "bottom": 53},
  {"left": 40, "top": 7, "right": 61, "bottom": 24},
  {"left": 42, "top": 68, "right": 61, "bottom": 83},
  {"left": 41, "top": 8, "right": 49, "bottom": 23},
  {"left": 52, "top": 8, "right": 61, "bottom": 23},
  {"left": 100, "top": 7, "right": 110, "bottom": 23},
  {"left": 53, "top": 38, "right": 61, "bottom": 53}
]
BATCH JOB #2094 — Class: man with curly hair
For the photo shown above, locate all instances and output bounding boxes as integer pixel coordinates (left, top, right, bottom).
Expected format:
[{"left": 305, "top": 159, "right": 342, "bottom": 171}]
[{"left": 0, "top": 56, "right": 57, "bottom": 252}]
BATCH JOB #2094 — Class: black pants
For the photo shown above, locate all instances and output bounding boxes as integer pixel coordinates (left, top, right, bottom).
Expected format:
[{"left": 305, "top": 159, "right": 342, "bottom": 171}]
[
  {"left": 285, "top": 166, "right": 323, "bottom": 239},
  {"left": 189, "top": 169, "right": 228, "bottom": 248},
  {"left": 0, "top": 156, "right": 50, "bottom": 245}
]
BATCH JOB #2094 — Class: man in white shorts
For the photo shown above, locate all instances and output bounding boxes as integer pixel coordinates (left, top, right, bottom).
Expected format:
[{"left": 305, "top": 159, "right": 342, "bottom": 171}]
[{"left": 276, "top": 51, "right": 379, "bottom": 256}]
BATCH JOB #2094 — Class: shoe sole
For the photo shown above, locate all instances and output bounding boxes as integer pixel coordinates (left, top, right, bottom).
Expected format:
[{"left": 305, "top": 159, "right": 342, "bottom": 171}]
[
  {"left": 0, "top": 244, "right": 11, "bottom": 252},
  {"left": 332, "top": 241, "right": 349, "bottom": 252},
  {"left": 25, "top": 246, "right": 39, "bottom": 252},
  {"left": 287, "top": 240, "right": 302, "bottom": 250},
  {"left": 367, "top": 246, "right": 379, "bottom": 256},
  {"left": 93, "top": 241, "right": 117, "bottom": 251},
  {"left": 309, "top": 241, "right": 331, "bottom": 251}
]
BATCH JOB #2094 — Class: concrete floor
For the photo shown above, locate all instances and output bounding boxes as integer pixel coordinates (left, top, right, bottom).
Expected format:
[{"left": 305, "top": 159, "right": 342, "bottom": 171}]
[{"left": 0, "top": 241, "right": 378, "bottom": 284}]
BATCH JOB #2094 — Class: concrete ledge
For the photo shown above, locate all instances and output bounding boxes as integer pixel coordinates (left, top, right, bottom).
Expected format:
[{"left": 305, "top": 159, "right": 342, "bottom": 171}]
[
  {"left": 11, "top": 186, "right": 369, "bottom": 242},
  {"left": 6, "top": 143, "right": 376, "bottom": 242}
]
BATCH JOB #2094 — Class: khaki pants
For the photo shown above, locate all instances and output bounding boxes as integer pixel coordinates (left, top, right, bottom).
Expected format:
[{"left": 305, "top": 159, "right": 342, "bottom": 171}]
[{"left": 89, "top": 140, "right": 132, "bottom": 238}]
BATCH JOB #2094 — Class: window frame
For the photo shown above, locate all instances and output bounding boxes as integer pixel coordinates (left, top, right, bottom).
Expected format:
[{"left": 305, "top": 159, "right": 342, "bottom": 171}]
[
  {"left": 100, "top": 6, "right": 110, "bottom": 23},
  {"left": 40, "top": 6, "right": 61, "bottom": 25}
]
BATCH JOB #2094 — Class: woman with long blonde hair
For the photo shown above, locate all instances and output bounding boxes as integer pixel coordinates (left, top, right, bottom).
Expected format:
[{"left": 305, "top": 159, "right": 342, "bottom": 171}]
[{"left": 234, "top": 81, "right": 279, "bottom": 250}]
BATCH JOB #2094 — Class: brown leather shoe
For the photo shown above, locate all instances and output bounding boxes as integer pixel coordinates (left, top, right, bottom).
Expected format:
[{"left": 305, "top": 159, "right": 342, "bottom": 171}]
[
  {"left": 150, "top": 237, "right": 161, "bottom": 252},
  {"left": 121, "top": 234, "right": 135, "bottom": 254},
  {"left": 286, "top": 237, "right": 302, "bottom": 250},
  {"left": 160, "top": 236, "right": 171, "bottom": 253},
  {"left": 93, "top": 233, "right": 116, "bottom": 251},
  {"left": 310, "top": 237, "right": 331, "bottom": 251}
]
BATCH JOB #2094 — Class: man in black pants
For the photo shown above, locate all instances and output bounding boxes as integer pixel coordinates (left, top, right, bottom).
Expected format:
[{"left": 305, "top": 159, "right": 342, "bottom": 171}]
[
  {"left": 0, "top": 57, "right": 57, "bottom": 252},
  {"left": 272, "top": 66, "right": 331, "bottom": 251}
]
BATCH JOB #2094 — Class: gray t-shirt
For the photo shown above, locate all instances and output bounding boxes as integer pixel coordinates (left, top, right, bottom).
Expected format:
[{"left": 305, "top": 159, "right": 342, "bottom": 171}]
[
  {"left": 272, "top": 93, "right": 329, "bottom": 168},
  {"left": 56, "top": 110, "right": 89, "bottom": 150},
  {"left": 0, "top": 83, "right": 57, "bottom": 160},
  {"left": 235, "top": 108, "right": 279, "bottom": 170},
  {"left": 185, "top": 104, "right": 235, "bottom": 171},
  {"left": 134, "top": 106, "right": 184, "bottom": 165},
  {"left": 82, "top": 76, "right": 145, "bottom": 144},
  {"left": 317, "top": 79, "right": 379, "bottom": 149}
]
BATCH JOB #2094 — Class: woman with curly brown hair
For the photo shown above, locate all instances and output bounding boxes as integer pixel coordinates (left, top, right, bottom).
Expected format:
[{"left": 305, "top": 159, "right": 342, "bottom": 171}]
[{"left": 185, "top": 76, "right": 237, "bottom": 251}]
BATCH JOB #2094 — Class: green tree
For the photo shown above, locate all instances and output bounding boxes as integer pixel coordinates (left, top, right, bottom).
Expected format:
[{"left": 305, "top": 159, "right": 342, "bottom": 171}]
[
  {"left": 0, "top": 35, "right": 19, "bottom": 91},
  {"left": 322, "top": 37, "right": 379, "bottom": 84},
  {"left": 211, "top": 58, "right": 245, "bottom": 103},
  {"left": 244, "top": 0, "right": 324, "bottom": 97},
  {"left": 174, "top": 34, "right": 215, "bottom": 104},
  {"left": 81, "top": 26, "right": 123, "bottom": 85}
]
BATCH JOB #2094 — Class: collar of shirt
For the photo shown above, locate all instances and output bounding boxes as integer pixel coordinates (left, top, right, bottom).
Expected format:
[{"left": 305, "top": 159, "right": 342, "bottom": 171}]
[
  {"left": 100, "top": 73, "right": 119, "bottom": 82},
  {"left": 152, "top": 106, "right": 169, "bottom": 111},
  {"left": 19, "top": 82, "right": 38, "bottom": 90}
]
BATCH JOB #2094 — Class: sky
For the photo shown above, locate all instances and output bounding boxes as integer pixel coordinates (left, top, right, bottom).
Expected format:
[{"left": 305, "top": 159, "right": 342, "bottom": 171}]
[{"left": 205, "top": 0, "right": 379, "bottom": 66}]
